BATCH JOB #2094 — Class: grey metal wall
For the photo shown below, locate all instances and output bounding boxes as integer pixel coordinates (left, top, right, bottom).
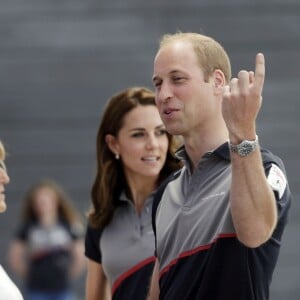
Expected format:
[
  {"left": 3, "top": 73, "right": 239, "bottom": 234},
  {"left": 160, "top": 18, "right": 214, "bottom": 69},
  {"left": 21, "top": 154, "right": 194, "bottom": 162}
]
[{"left": 1, "top": 1, "right": 299, "bottom": 299}]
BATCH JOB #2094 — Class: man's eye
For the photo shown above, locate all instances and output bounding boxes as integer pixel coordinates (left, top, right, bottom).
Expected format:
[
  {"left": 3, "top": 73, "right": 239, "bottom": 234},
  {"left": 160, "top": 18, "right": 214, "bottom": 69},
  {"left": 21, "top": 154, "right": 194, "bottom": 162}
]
[
  {"left": 173, "top": 77, "right": 183, "bottom": 82},
  {"left": 154, "top": 81, "right": 161, "bottom": 88}
]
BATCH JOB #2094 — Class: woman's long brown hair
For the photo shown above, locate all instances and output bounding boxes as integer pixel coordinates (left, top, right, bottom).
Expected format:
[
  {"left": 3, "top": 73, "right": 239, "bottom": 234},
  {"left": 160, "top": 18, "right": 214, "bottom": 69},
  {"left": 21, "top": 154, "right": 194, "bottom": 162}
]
[
  {"left": 88, "top": 87, "right": 182, "bottom": 229},
  {"left": 21, "top": 179, "right": 82, "bottom": 225}
]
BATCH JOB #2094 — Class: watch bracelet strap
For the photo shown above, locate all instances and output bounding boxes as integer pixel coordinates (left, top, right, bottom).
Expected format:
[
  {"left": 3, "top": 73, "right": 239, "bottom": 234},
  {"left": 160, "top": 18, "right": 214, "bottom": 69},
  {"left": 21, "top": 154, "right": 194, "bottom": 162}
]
[{"left": 229, "top": 135, "right": 259, "bottom": 155}]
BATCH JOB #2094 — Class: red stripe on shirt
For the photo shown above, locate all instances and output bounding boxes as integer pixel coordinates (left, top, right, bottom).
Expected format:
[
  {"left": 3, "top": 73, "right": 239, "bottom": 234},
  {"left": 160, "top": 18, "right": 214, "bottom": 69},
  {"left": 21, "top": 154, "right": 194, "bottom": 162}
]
[
  {"left": 112, "top": 256, "right": 156, "bottom": 295},
  {"left": 159, "top": 233, "right": 236, "bottom": 278}
]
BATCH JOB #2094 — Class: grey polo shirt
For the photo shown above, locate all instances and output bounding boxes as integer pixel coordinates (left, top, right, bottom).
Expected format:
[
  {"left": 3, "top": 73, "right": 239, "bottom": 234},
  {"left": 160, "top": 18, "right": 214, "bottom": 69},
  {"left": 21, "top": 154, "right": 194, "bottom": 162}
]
[
  {"left": 152, "top": 143, "right": 291, "bottom": 300},
  {"left": 85, "top": 191, "right": 155, "bottom": 299}
]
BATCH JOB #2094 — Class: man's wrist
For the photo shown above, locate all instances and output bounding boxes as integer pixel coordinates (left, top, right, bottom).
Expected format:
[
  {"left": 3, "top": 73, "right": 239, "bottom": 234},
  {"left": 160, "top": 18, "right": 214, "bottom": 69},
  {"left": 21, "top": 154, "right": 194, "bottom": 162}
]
[{"left": 229, "top": 135, "right": 259, "bottom": 157}]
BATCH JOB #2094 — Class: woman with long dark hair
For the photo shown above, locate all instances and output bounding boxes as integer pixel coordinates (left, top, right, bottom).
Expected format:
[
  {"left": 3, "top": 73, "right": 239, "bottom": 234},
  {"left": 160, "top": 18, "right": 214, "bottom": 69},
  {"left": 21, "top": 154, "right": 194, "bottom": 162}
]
[{"left": 85, "top": 87, "right": 182, "bottom": 300}]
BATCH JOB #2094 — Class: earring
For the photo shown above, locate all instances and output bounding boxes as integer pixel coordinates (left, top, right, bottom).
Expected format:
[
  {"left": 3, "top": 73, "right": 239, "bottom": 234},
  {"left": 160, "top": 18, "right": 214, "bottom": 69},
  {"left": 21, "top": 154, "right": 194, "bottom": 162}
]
[{"left": 115, "top": 153, "right": 120, "bottom": 160}]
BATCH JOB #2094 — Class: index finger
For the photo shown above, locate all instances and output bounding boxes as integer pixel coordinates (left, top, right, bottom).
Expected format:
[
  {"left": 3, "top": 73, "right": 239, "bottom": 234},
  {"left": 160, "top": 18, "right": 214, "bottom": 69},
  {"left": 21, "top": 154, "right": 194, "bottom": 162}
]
[{"left": 254, "top": 53, "right": 265, "bottom": 92}]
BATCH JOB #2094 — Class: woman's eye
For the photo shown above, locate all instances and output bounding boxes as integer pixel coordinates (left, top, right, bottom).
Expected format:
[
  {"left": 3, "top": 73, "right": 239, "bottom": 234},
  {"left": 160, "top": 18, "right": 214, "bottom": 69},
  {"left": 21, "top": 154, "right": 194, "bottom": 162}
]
[
  {"left": 132, "top": 132, "right": 144, "bottom": 138},
  {"left": 156, "top": 129, "right": 167, "bottom": 136},
  {"left": 0, "top": 161, "right": 6, "bottom": 172}
]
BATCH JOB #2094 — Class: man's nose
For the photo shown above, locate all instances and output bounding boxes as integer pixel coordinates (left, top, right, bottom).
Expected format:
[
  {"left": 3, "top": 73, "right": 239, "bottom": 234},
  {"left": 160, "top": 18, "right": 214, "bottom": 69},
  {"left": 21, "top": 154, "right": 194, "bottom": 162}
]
[
  {"left": 0, "top": 169, "right": 10, "bottom": 185},
  {"left": 157, "top": 82, "right": 172, "bottom": 104}
]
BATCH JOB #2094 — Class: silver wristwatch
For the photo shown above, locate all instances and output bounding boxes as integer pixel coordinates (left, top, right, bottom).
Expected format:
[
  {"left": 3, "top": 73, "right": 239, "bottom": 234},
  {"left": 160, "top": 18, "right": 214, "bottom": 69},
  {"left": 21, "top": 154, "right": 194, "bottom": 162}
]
[{"left": 229, "top": 135, "right": 258, "bottom": 157}]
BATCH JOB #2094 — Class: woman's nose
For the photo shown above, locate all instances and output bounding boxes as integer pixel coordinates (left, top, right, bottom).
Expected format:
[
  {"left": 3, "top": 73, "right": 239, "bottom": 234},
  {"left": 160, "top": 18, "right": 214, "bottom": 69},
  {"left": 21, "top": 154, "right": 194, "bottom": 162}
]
[
  {"left": 146, "top": 135, "right": 159, "bottom": 149},
  {"left": 0, "top": 169, "right": 10, "bottom": 185}
]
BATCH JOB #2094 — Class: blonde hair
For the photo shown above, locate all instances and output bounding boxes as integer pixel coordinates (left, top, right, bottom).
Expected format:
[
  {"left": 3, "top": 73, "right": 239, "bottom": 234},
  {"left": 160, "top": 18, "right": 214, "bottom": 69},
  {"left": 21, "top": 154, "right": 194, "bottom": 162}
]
[
  {"left": 0, "top": 140, "right": 6, "bottom": 161},
  {"left": 159, "top": 32, "right": 232, "bottom": 84}
]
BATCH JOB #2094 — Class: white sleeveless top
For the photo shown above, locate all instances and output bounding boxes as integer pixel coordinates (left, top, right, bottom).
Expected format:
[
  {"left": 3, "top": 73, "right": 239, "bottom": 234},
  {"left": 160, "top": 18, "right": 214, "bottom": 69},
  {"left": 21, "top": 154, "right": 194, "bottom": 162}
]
[{"left": 0, "top": 265, "right": 23, "bottom": 300}]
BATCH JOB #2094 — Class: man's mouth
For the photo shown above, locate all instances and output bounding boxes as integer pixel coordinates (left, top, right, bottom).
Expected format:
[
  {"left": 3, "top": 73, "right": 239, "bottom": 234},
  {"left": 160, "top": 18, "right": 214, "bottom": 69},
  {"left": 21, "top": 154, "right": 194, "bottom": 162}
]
[{"left": 164, "top": 107, "right": 179, "bottom": 115}]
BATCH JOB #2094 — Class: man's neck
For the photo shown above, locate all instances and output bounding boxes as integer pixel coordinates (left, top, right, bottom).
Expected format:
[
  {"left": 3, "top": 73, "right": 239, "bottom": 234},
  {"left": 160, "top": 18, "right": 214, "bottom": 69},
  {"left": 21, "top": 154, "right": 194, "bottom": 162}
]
[{"left": 183, "top": 128, "right": 228, "bottom": 171}]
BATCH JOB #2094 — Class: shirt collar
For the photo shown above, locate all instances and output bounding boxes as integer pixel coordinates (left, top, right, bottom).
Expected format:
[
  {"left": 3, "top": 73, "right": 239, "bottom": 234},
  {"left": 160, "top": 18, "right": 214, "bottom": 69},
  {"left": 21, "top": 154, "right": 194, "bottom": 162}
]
[
  {"left": 175, "top": 141, "right": 231, "bottom": 163},
  {"left": 213, "top": 142, "right": 231, "bottom": 161},
  {"left": 119, "top": 190, "right": 155, "bottom": 205}
]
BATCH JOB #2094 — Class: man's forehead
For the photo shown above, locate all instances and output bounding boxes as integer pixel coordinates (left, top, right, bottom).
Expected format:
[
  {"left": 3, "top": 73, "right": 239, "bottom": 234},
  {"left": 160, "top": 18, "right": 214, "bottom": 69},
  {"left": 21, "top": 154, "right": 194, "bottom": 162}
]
[
  {"left": 153, "top": 48, "right": 199, "bottom": 80},
  {"left": 155, "top": 42, "right": 196, "bottom": 65}
]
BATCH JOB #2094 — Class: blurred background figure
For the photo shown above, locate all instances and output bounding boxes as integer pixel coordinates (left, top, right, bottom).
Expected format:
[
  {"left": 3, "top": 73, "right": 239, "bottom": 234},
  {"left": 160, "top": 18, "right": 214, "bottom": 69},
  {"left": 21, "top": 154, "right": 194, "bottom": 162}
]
[
  {"left": 8, "top": 179, "right": 86, "bottom": 300},
  {"left": 0, "top": 140, "right": 23, "bottom": 300},
  {"left": 84, "top": 86, "right": 182, "bottom": 300}
]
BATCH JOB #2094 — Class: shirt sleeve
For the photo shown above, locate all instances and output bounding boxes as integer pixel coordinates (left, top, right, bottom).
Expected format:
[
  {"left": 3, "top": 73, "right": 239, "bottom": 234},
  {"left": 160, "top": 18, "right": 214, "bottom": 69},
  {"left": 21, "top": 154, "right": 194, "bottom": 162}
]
[
  {"left": 262, "top": 149, "right": 292, "bottom": 240},
  {"left": 84, "top": 225, "right": 103, "bottom": 264},
  {"left": 14, "top": 223, "right": 29, "bottom": 241},
  {"left": 69, "top": 222, "right": 84, "bottom": 240}
]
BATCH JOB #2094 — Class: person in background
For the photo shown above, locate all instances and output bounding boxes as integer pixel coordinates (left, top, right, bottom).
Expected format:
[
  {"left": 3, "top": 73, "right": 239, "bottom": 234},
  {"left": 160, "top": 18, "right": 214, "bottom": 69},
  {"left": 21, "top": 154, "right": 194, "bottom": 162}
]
[
  {"left": 148, "top": 32, "right": 292, "bottom": 300},
  {"left": 84, "top": 86, "right": 182, "bottom": 300},
  {"left": 0, "top": 140, "right": 23, "bottom": 300},
  {"left": 8, "top": 179, "right": 86, "bottom": 300}
]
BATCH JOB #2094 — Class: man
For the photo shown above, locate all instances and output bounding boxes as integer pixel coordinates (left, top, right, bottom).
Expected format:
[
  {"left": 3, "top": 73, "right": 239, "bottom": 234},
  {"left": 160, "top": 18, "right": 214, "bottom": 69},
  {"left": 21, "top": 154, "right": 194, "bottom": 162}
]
[{"left": 148, "top": 32, "right": 292, "bottom": 300}]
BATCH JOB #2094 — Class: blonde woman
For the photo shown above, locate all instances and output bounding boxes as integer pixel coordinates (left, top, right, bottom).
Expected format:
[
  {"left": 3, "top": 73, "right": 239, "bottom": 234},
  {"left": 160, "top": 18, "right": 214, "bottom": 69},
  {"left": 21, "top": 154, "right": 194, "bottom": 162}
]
[{"left": 0, "top": 140, "right": 23, "bottom": 300}]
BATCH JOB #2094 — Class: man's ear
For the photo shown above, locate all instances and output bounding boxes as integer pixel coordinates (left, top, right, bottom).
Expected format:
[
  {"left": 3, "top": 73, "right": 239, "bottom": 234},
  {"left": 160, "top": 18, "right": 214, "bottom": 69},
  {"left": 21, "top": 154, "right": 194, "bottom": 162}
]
[
  {"left": 213, "top": 69, "right": 226, "bottom": 95},
  {"left": 105, "top": 134, "right": 119, "bottom": 156}
]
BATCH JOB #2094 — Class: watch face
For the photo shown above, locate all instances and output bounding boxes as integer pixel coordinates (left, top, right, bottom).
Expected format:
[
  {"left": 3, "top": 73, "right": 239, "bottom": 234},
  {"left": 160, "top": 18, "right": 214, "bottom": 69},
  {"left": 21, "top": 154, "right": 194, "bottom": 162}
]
[
  {"left": 239, "top": 143, "right": 254, "bottom": 156},
  {"left": 240, "top": 145, "right": 252, "bottom": 155},
  {"left": 230, "top": 136, "right": 258, "bottom": 157}
]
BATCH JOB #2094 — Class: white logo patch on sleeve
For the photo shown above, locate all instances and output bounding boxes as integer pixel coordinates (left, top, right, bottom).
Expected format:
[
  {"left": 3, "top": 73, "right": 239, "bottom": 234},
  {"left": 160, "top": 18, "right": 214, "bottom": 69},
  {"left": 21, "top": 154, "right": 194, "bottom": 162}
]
[{"left": 267, "top": 164, "right": 287, "bottom": 198}]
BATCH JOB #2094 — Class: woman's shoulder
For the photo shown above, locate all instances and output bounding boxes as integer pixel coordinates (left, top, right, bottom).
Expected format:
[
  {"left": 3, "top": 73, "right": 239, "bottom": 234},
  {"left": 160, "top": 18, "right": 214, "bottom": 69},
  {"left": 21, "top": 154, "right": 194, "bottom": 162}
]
[{"left": 0, "top": 265, "right": 23, "bottom": 300}]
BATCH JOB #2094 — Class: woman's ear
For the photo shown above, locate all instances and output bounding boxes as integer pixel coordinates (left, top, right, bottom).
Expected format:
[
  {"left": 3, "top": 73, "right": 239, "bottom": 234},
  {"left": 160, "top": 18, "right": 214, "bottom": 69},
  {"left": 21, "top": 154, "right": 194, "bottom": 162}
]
[{"left": 105, "top": 134, "right": 119, "bottom": 156}]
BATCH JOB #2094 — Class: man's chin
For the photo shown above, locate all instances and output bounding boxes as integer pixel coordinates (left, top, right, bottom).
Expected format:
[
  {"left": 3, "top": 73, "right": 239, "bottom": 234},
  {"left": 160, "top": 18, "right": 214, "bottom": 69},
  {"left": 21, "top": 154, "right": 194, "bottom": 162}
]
[{"left": 166, "top": 126, "right": 183, "bottom": 136}]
